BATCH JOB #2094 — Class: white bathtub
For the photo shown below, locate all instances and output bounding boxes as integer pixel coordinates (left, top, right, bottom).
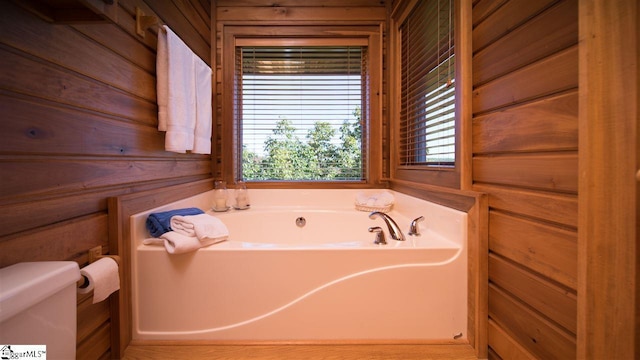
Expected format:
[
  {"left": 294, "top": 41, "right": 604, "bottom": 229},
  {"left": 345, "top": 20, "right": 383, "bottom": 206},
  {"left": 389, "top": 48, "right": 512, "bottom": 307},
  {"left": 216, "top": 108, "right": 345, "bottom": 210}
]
[{"left": 130, "top": 189, "right": 467, "bottom": 342}]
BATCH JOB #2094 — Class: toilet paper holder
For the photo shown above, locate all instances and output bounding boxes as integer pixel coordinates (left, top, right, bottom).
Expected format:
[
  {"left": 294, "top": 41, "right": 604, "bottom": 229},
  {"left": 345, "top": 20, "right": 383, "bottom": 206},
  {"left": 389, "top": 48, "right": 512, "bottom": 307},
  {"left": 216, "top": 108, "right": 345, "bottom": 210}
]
[
  {"left": 77, "top": 246, "right": 121, "bottom": 289},
  {"left": 88, "top": 246, "right": 120, "bottom": 266}
]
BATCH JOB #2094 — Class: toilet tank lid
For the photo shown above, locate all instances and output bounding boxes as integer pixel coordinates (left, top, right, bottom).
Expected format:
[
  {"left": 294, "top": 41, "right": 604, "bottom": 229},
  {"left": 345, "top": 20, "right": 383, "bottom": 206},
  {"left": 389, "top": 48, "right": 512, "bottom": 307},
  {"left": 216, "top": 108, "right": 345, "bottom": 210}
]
[{"left": 0, "top": 261, "right": 81, "bottom": 323}]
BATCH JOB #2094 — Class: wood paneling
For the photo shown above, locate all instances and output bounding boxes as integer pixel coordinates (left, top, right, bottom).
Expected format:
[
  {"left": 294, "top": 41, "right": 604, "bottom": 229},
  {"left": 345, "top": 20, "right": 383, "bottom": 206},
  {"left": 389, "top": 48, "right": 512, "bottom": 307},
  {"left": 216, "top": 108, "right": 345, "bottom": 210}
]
[
  {"left": 489, "top": 254, "right": 577, "bottom": 333},
  {"left": 489, "top": 211, "right": 577, "bottom": 289},
  {"left": 0, "top": 1, "right": 212, "bottom": 359},
  {"left": 472, "top": 0, "right": 579, "bottom": 358},
  {"left": 472, "top": 0, "right": 578, "bottom": 86},
  {"left": 1, "top": 159, "right": 211, "bottom": 199},
  {"left": 487, "top": 319, "right": 536, "bottom": 360},
  {"left": 472, "top": 45, "right": 578, "bottom": 115},
  {"left": 0, "top": 175, "right": 209, "bottom": 238},
  {"left": 217, "top": 7, "right": 386, "bottom": 22},
  {"left": 472, "top": 91, "right": 578, "bottom": 155},
  {"left": 217, "top": 0, "right": 384, "bottom": 6},
  {"left": 0, "top": 51, "right": 157, "bottom": 124},
  {"left": 0, "top": 214, "right": 108, "bottom": 267},
  {"left": 577, "top": 1, "right": 638, "bottom": 358},
  {"left": 473, "top": 153, "right": 578, "bottom": 193},
  {"left": 489, "top": 285, "right": 576, "bottom": 359},
  {"left": 472, "top": 0, "right": 559, "bottom": 53},
  {"left": 0, "top": 4, "right": 156, "bottom": 102},
  {"left": 123, "top": 343, "right": 477, "bottom": 360},
  {"left": 473, "top": 184, "right": 577, "bottom": 228}
]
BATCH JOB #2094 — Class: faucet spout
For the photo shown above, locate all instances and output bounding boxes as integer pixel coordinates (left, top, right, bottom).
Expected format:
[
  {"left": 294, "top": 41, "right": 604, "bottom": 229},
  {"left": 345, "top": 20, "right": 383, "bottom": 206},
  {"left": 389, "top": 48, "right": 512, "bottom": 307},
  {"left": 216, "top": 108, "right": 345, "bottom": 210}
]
[{"left": 369, "top": 211, "right": 405, "bottom": 241}]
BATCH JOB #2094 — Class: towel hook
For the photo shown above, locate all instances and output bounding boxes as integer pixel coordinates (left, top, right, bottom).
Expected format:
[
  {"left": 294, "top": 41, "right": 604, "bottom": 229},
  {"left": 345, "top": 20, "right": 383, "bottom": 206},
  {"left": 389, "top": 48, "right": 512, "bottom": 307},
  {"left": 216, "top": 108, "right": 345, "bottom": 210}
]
[{"left": 136, "top": 7, "right": 160, "bottom": 38}]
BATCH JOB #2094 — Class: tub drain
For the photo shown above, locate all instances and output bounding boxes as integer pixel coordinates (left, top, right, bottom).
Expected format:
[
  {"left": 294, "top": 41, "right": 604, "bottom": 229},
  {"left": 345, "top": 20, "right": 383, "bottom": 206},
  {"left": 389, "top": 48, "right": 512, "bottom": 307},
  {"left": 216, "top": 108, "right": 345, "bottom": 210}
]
[{"left": 295, "top": 217, "right": 306, "bottom": 227}]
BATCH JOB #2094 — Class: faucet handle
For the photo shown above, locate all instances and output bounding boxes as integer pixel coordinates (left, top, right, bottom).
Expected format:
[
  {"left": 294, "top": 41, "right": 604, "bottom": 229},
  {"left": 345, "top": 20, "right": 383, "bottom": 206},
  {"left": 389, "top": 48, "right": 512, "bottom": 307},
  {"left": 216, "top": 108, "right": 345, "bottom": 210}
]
[
  {"left": 368, "top": 226, "right": 387, "bottom": 245},
  {"left": 408, "top": 216, "right": 425, "bottom": 236}
]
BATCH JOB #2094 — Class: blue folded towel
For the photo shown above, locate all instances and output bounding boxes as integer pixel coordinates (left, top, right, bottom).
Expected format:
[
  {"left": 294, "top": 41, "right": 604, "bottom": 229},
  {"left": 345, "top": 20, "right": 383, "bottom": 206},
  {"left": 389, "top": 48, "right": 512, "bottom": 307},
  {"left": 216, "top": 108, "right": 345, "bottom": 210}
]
[{"left": 146, "top": 207, "right": 204, "bottom": 237}]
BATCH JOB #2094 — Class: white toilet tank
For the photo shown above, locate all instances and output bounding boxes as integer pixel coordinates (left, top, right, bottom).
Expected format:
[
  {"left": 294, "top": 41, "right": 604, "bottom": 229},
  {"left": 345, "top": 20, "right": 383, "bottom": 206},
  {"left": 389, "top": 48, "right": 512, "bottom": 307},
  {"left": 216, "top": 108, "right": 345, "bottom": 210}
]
[{"left": 0, "top": 261, "right": 81, "bottom": 360}]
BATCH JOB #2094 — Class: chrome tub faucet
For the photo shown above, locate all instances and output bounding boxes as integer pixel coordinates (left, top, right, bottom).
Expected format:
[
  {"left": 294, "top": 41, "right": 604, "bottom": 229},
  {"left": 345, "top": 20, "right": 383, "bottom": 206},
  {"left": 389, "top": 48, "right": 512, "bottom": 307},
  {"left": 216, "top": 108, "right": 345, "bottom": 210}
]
[
  {"left": 408, "top": 216, "right": 425, "bottom": 236},
  {"left": 369, "top": 211, "right": 405, "bottom": 241}
]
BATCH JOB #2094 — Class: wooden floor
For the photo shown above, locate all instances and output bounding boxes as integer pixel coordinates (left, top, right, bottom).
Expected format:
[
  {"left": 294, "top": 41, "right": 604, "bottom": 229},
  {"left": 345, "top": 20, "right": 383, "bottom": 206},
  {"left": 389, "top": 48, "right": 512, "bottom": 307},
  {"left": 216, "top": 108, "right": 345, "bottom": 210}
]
[{"left": 123, "top": 344, "right": 478, "bottom": 360}]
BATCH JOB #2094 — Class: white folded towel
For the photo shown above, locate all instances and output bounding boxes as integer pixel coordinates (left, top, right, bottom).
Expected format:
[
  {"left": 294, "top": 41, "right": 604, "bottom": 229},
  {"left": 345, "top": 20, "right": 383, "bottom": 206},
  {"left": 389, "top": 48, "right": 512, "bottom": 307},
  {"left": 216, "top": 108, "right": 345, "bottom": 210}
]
[
  {"left": 143, "top": 214, "right": 228, "bottom": 254},
  {"left": 355, "top": 191, "right": 395, "bottom": 207},
  {"left": 170, "top": 213, "right": 229, "bottom": 241},
  {"left": 143, "top": 232, "right": 225, "bottom": 254}
]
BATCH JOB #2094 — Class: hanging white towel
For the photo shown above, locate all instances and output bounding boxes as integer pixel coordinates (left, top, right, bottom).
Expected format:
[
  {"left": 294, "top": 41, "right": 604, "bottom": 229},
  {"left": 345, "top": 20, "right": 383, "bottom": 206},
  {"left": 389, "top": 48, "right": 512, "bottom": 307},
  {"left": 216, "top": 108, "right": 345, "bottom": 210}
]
[
  {"left": 192, "top": 55, "right": 212, "bottom": 154},
  {"left": 156, "top": 25, "right": 212, "bottom": 154}
]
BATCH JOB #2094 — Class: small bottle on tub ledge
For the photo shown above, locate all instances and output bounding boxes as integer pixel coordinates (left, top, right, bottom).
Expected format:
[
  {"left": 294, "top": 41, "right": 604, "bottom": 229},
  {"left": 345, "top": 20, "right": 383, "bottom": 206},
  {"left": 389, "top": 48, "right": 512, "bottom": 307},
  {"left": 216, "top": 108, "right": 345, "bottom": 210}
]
[
  {"left": 234, "top": 180, "right": 250, "bottom": 210},
  {"left": 213, "top": 180, "right": 229, "bottom": 212}
]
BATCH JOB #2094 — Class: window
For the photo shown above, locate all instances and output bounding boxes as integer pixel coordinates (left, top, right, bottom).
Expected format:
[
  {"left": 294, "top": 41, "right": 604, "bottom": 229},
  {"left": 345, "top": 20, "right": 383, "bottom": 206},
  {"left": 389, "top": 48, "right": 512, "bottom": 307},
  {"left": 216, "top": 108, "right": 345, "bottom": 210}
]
[
  {"left": 391, "top": 0, "right": 464, "bottom": 188},
  {"left": 399, "top": 0, "right": 455, "bottom": 167},
  {"left": 221, "top": 27, "right": 383, "bottom": 186},
  {"left": 237, "top": 45, "right": 366, "bottom": 181}
]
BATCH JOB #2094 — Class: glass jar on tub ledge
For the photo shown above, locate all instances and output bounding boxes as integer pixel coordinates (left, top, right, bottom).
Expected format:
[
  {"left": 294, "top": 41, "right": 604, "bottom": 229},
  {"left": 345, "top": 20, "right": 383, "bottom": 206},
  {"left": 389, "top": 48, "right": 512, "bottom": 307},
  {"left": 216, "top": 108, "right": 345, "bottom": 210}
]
[
  {"left": 234, "top": 180, "right": 250, "bottom": 210},
  {"left": 213, "top": 180, "right": 229, "bottom": 212}
]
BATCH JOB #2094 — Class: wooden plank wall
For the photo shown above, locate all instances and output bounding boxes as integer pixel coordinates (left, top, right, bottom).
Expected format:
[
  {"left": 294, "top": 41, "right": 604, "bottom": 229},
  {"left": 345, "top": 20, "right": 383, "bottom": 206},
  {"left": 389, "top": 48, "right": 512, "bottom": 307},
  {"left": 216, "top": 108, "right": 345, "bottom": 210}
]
[
  {"left": 471, "top": 0, "right": 579, "bottom": 358},
  {"left": 213, "top": 0, "right": 388, "bottom": 181},
  {"left": 0, "top": 1, "right": 211, "bottom": 359}
]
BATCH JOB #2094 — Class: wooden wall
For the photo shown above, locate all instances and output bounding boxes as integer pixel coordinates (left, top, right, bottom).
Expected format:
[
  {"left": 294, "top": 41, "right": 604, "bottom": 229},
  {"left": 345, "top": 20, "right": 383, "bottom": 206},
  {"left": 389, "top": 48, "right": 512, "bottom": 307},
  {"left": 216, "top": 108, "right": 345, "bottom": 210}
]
[
  {"left": 471, "top": 0, "right": 579, "bottom": 358},
  {"left": 2, "top": 0, "right": 634, "bottom": 359},
  {"left": 0, "top": 1, "right": 211, "bottom": 358}
]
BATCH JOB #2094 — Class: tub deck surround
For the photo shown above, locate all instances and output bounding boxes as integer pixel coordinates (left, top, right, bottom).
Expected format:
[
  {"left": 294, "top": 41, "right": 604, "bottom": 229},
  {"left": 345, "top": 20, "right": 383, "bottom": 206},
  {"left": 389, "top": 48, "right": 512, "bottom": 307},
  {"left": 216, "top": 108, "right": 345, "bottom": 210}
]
[{"left": 130, "top": 189, "right": 467, "bottom": 342}]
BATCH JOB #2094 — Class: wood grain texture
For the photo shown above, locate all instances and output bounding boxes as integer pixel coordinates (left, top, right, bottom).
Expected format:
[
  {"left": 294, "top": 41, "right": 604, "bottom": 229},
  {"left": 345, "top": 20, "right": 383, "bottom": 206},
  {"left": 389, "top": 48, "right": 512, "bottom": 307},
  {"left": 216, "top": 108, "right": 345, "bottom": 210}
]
[
  {"left": 473, "top": 183, "right": 577, "bottom": 228},
  {"left": 217, "top": 0, "right": 385, "bottom": 6},
  {"left": 389, "top": 179, "right": 476, "bottom": 212},
  {"left": 0, "top": 1, "right": 213, "bottom": 359},
  {"left": 1, "top": 159, "right": 211, "bottom": 199},
  {"left": 0, "top": 213, "right": 108, "bottom": 267},
  {"left": 0, "top": 175, "right": 209, "bottom": 237},
  {"left": 472, "top": 2, "right": 580, "bottom": 357},
  {"left": 487, "top": 319, "right": 536, "bottom": 360},
  {"left": 472, "top": 45, "right": 578, "bottom": 115},
  {"left": 471, "top": 0, "right": 507, "bottom": 28},
  {"left": 217, "top": 7, "right": 386, "bottom": 22},
  {"left": 473, "top": 153, "right": 578, "bottom": 193},
  {"left": 77, "top": 294, "right": 111, "bottom": 347},
  {"left": 0, "top": 1, "right": 157, "bottom": 102},
  {"left": 472, "top": 91, "right": 578, "bottom": 155},
  {"left": 489, "top": 211, "right": 577, "bottom": 290},
  {"left": 577, "top": 0, "right": 638, "bottom": 358},
  {"left": 0, "top": 94, "right": 162, "bottom": 156},
  {"left": 72, "top": 23, "right": 157, "bottom": 73},
  {"left": 489, "top": 254, "right": 577, "bottom": 334},
  {"left": 123, "top": 344, "right": 477, "bottom": 360},
  {"left": 489, "top": 285, "right": 576, "bottom": 359},
  {"left": 0, "top": 50, "right": 158, "bottom": 125},
  {"left": 472, "top": 0, "right": 559, "bottom": 53},
  {"left": 472, "top": 0, "right": 577, "bottom": 86}
]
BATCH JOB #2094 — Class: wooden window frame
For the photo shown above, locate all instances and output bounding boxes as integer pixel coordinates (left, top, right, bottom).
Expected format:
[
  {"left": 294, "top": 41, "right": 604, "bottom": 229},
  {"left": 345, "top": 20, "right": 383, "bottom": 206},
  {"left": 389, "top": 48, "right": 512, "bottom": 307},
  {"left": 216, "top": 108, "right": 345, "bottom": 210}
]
[
  {"left": 221, "top": 25, "right": 384, "bottom": 188},
  {"left": 389, "top": 0, "right": 472, "bottom": 189}
]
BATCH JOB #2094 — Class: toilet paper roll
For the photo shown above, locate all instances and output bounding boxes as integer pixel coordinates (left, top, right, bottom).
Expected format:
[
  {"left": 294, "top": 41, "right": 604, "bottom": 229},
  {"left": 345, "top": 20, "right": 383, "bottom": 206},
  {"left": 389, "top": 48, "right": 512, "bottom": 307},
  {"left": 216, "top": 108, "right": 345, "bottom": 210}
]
[{"left": 78, "top": 257, "right": 120, "bottom": 304}]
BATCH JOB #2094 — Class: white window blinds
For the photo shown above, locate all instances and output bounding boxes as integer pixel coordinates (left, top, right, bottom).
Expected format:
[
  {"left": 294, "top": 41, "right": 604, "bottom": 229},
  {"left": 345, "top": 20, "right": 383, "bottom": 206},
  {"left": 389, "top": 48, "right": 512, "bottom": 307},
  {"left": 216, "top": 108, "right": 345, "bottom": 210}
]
[
  {"left": 399, "top": 0, "right": 455, "bottom": 166},
  {"left": 237, "top": 46, "right": 366, "bottom": 181}
]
